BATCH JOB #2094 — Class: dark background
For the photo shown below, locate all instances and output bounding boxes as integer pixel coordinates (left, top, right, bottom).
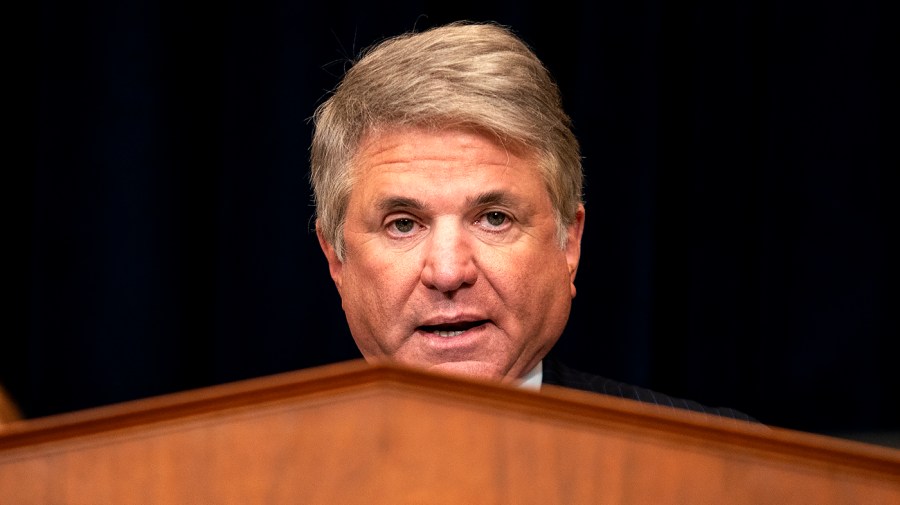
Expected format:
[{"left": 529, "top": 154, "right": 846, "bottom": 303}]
[{"left": 8, "top": 0, "right": 897, "bottom": 446}]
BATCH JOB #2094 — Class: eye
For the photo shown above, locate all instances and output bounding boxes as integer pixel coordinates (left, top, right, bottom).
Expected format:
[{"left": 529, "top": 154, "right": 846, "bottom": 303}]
[
  {"left": 485, "top": 211, "right": 507, "bottom": 227},
  {"left": 477, "top": 211, "right": 511, "bottom": 231},
  {"left": 388, "top": 218, "right": 418, "bottom": 236}
]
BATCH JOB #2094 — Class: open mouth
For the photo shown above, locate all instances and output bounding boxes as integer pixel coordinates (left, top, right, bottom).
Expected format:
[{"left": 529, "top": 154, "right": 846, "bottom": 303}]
[{"left": 419, "top": 320, "right": 489, "bottom": 338}]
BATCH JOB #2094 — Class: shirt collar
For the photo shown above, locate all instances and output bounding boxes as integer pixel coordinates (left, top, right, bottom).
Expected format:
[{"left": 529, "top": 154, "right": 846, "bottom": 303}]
[{"left": 517, "top": 360, "right": 543, "bottom": 391}]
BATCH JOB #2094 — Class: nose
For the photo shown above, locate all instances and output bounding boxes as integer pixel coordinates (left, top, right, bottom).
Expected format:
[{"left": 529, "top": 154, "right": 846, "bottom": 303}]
[{"left": 420, "top": 220, "right": 478, "bottom": 293}]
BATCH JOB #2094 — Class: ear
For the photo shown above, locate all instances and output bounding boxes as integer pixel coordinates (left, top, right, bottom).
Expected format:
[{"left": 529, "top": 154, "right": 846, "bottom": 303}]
[
  {"left": 564, "top": 204, "right": 586, "bottom": 298},
  {"left": 316, "top": 220, "right": 344, "bottom": 293}
]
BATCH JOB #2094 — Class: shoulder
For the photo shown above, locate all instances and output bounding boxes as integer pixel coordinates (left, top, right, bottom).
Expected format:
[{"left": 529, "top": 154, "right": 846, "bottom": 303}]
[{"left": 541, "top": 358, "right": 756, "bottom": 422}]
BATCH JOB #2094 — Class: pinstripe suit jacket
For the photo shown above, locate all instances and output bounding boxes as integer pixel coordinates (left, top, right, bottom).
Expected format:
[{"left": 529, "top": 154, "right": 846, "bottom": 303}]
[{"left": 542, "top": 358, "right": 755, "bottom": 422}]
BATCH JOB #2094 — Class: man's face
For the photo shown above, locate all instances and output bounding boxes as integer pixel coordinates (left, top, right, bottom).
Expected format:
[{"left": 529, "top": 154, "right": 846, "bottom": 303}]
[{"left": 317, "top": 127, "right": 584, "bottom": 383}]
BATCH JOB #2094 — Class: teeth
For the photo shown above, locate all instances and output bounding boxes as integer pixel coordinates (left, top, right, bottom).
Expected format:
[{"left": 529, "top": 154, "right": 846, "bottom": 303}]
[{"left": 433, "top": 330, "right": 465, "bottom": 337}]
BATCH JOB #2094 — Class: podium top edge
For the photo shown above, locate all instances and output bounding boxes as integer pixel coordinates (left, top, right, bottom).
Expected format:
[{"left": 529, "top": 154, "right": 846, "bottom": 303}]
[{"left": 2, "top": 359, "right": 898, "bottom": 478}]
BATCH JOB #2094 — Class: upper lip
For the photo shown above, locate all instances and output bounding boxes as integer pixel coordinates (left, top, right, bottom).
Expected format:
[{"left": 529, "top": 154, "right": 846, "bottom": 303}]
[{"left": 417, "top": 313, "right": 490, "bottom": 332}]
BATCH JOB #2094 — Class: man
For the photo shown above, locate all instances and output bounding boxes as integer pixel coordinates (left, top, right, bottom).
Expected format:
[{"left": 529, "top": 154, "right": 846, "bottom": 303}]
[{"left": 311, "top": 22, "right": 751, "bottom": 420}]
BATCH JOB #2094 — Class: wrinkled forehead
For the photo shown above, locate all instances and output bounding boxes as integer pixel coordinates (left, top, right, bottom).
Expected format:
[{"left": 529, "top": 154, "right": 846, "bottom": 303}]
[
  {"left": 349, "top": 124, "right": 542, "bottom": 178},
  {"left": 343, "top": 127, "right": 558, "bottom": 229},
  {"left": 338, "top": 125, "right": 561, "bottom": 231}
]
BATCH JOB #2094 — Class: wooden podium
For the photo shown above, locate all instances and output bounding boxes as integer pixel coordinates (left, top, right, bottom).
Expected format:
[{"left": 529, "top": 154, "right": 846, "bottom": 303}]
[{"left": 1, "top": 360, "right": 898, "bottom": 504}]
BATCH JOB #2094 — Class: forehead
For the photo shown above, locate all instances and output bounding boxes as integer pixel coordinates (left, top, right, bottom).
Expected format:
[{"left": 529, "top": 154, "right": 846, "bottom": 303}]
[{"left": 349, "top": 127, "right": 545, "bottom": 191}]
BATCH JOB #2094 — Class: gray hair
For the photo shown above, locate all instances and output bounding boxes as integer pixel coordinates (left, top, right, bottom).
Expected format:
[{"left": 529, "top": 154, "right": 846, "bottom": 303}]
[{"left": 311, "top": 22, "right": 582, "bottom": 259}]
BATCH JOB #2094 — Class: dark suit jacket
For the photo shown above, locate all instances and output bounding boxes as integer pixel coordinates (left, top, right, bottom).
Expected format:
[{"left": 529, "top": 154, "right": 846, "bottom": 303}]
[{"left": 542, "top": 358, "right": 755, "bottom": 422}]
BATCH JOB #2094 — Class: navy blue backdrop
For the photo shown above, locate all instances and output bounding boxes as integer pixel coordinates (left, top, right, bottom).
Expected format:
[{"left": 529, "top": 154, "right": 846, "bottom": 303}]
[{"left": 9, "top": 0, "right": 897, "bottom": 444}]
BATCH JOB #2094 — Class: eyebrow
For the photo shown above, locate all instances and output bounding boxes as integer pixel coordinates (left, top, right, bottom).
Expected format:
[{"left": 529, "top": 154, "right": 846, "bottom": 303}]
[
  {"left": 467, "top": 190, "right": 520, "bottom": 208},
  {"left": 375, "top": 191, "right": 521, "bottom": 213},
  {"left": 376, "top": 196, "right": 427, "bottom": 212}
]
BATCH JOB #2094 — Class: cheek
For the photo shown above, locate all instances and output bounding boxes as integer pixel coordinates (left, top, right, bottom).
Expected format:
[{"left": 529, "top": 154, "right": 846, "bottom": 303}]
[
  {"left": 484, "top": 247, "right": 565, "bottom": 305},
  {"left": 343, "top": 252, "right": 420, "bottom": 311}
]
